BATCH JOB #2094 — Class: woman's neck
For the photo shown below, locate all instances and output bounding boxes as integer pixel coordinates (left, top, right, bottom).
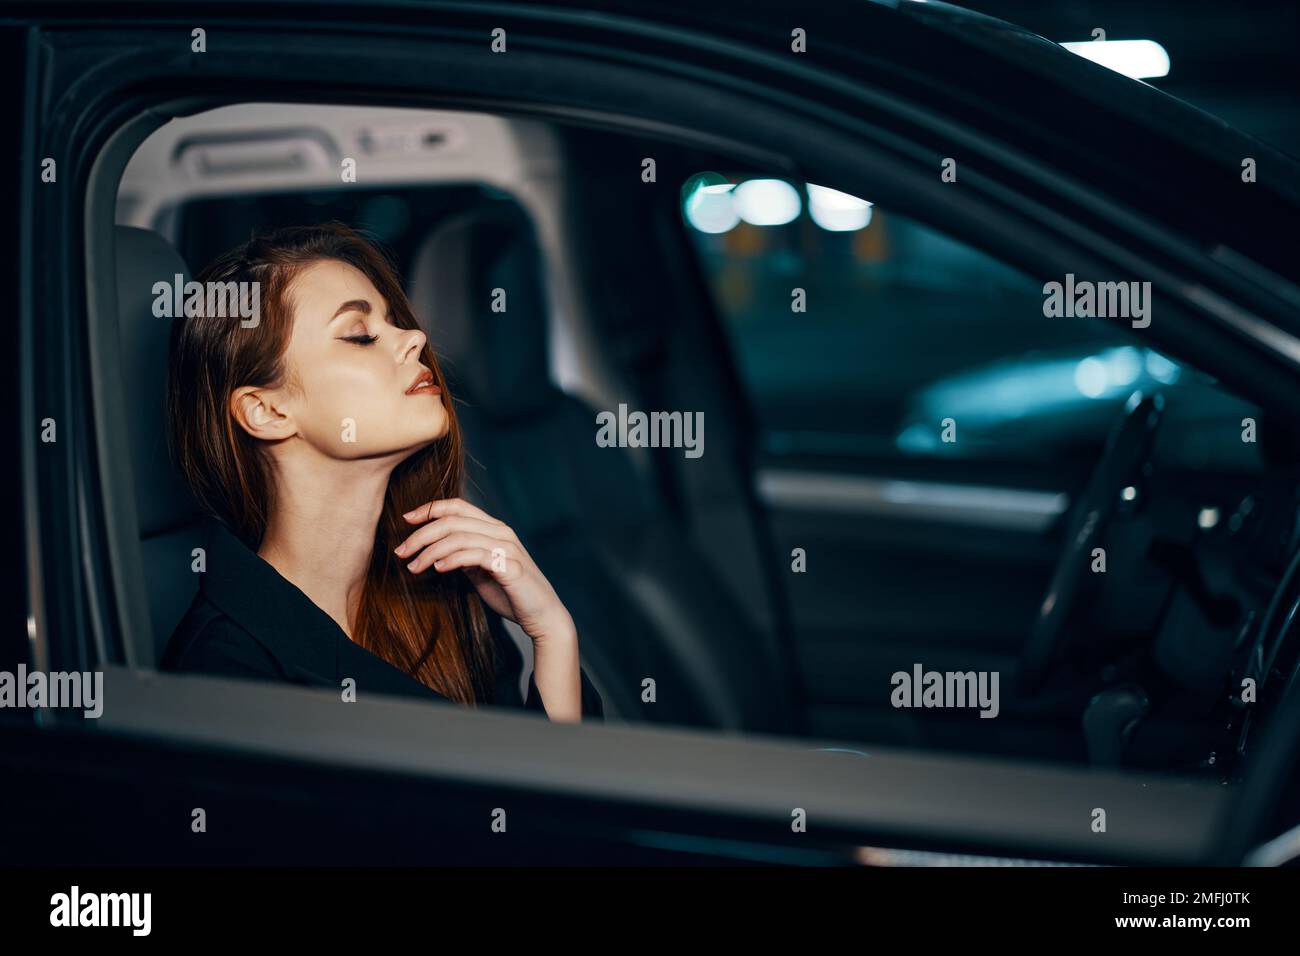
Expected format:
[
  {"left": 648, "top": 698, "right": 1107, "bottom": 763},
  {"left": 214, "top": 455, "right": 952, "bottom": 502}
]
[{"left": 256, "top": 455, "right": 395, "bottom": 641}]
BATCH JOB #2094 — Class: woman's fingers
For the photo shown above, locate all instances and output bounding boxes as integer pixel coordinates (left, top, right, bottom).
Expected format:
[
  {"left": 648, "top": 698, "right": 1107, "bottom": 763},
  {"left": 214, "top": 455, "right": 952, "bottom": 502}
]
[
  {"left": 394, "top": 514, "right": 517, "bottom": 558},
  {"left": 405, "top": 532, "right": 522, "bottom": 574},
  {"left": 427, "top": 547, "right": 521, "bottom": 579},
  {"left": 402, "top": 496, "right": 505, "bottom": 528}
]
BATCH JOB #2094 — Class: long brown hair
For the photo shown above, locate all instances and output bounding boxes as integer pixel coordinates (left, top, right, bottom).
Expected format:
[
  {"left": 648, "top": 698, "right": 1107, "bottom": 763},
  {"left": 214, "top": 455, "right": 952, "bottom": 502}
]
[{"left": 165, "top": 221, "right": 496, "bottom": 705}]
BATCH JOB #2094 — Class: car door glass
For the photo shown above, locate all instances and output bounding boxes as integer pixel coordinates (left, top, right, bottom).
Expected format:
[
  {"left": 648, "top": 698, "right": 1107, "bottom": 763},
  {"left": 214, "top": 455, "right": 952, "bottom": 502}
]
[{"left": 680, "top": 173, "right": 1260, "bottom": 475}]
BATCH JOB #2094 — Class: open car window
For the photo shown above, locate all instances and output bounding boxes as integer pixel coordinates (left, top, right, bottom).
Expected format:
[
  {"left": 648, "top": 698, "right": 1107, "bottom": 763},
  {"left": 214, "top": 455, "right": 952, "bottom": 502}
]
[{"left": 681, "top": 172, "right": 1265, "bottom": 476}]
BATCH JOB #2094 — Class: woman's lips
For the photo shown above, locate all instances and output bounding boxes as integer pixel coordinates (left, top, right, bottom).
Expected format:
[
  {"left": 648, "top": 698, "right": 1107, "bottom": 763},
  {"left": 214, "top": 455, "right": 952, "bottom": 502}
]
[{"left": 405, "top": 369, "right": 441, "bottom": 396}]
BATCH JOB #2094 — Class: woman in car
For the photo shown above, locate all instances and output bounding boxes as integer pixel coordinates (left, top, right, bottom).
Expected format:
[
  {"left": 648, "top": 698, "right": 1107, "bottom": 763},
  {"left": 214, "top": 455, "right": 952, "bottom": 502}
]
[{"left": 159, "top": 221, "right": 602, "bottom": 721}]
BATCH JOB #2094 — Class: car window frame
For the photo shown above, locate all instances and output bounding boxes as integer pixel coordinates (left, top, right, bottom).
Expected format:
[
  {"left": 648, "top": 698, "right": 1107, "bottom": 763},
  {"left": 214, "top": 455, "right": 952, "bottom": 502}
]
[{"left": 18, "top": 13, "right": 1297, "bottom": 863}]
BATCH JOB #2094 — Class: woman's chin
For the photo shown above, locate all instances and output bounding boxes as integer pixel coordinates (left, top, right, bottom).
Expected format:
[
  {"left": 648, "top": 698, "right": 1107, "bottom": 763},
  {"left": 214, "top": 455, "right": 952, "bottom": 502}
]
[{"left": 401, "top": 423, "right": 450, "bottom": 454}]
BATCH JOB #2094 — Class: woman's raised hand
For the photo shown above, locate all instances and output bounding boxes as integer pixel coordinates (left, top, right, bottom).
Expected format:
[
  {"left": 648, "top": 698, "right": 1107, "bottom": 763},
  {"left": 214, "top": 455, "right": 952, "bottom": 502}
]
[{"left": 395, "top": 497, "right": 574, "bottom": 647}]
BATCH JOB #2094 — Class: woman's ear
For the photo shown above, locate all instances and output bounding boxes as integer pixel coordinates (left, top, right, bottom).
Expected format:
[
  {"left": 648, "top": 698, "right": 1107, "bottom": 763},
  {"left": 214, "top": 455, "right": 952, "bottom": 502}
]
[{"left": 230, "top": 385, "right": 296, "bottom": 441}]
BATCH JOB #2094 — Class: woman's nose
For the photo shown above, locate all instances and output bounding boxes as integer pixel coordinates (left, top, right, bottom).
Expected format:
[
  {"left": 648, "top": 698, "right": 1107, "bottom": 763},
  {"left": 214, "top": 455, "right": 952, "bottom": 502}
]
[{"left": 401, "top": 325, "right": 426, "bottom": 359}]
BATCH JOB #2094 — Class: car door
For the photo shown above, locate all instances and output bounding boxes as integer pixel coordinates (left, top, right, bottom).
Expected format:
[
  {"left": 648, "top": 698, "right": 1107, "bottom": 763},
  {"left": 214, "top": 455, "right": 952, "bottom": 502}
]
[{"left": 11, "top": 0, "right": 1296, "bottom": 868}]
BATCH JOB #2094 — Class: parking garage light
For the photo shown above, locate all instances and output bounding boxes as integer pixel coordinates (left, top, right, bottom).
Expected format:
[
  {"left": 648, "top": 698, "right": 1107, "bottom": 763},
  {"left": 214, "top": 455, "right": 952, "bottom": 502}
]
[
  {"left": 1060, "top": 38, "right": 1171, "bottom": 80},
  {"left": 733, "top": 178, "right": 802, "bottom": 227},
  {"left": 684, "top": 181, "right": 740, "bottom": 234},
  {"left": 808, "top": 184, "right": 873, "bottom": 231}
]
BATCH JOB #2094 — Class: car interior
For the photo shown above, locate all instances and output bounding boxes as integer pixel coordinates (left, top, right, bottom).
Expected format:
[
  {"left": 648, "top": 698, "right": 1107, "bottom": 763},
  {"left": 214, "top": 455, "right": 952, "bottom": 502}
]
[{"left": 103, "top": 100, "right": 1300, "bottom": 779}]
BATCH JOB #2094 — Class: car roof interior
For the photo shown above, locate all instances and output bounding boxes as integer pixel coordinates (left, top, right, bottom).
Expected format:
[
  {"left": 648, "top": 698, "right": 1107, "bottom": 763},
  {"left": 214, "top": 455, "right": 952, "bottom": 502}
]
[{"left": 117, "top": 103, "right": 606, "bottom": 403}]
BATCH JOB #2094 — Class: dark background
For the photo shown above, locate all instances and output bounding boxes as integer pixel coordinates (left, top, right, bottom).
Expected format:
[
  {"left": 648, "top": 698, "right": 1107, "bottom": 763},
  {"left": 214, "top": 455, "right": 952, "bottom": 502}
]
[{"left": 963, "top": 0, "right": 1299, "bottom": 156}]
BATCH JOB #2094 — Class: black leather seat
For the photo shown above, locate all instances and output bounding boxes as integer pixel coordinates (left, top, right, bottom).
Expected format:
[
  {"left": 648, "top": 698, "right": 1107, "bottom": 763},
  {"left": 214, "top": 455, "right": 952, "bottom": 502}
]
[
  {"left": 408, "top": 202, "right": 801, "bottom": 735},
  {"left": 115, "top": 226, "right": 207, "bottom": 667}
]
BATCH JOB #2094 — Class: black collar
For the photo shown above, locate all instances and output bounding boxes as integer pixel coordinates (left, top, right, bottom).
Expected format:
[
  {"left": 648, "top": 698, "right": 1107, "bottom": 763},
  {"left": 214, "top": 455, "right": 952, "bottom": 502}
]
[{"left": 198, "top": 515, "right": 344, "bottom": 681}]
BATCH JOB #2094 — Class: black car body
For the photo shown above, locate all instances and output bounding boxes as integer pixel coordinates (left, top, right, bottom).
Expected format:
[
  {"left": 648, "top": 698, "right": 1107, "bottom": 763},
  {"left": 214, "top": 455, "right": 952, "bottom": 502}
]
[{"left": 5, "top": 0, "right": 1300, "bottom": 867}]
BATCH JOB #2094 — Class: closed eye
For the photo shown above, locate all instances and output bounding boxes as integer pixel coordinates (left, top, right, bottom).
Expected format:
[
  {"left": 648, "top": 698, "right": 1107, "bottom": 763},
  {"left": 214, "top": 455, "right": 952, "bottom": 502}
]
[{"left": 337, "top": 310, "right": 395, "bottom": 345}]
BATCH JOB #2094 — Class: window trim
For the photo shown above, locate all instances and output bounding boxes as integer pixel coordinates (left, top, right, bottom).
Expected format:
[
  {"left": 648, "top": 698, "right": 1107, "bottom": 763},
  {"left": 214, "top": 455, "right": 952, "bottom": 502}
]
[
  {"left": 17, "top": 18, "right": 1292, "bottom": 863},
  {"left": 55, "top": 664, "right": 1228, "bottom": 866}
]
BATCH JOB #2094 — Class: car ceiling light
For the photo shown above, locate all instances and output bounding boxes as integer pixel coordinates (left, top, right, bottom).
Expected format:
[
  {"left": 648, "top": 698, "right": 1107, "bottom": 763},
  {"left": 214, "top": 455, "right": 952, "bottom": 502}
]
[
  {"left": 1060, "top": 39, "right": 1170, "bottom": 80},
  {"left": 733, "top": 178, "right": 801, "bottom": 226},
  {"left": 808, "top": 183, "right": 873, "bottom": 231},
  {"left": 355, "top": 122, "right": 466, "bottom": 156}
]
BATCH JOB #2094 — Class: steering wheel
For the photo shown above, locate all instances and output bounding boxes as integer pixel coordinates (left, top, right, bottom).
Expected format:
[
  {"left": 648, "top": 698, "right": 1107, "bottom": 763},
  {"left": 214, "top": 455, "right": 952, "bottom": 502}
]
[
  {"left": 1016, "top": 390, "right": 1165, "bottom": 697},
  {"left": 1216, "top": 666, "right": 1300, "bottom": 863}
]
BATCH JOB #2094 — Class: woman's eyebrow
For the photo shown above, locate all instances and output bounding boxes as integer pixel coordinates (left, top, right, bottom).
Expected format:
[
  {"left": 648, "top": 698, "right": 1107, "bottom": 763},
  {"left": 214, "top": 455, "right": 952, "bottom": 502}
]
[
  {"left": 329, "top": 299, "right": 394, "bottom": 322},
  {"left": 330, "top": 298, "right": 372, "bottom": 321}
]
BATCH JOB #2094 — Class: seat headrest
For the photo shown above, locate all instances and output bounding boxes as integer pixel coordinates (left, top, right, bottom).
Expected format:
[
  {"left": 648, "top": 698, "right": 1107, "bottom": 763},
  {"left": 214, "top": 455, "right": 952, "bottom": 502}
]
[
  {"left": 409, "top": 203, "right": 553, "bottom": 423},
  {"left": 115, "top": 225, "right": 203, "bottom": 536}
]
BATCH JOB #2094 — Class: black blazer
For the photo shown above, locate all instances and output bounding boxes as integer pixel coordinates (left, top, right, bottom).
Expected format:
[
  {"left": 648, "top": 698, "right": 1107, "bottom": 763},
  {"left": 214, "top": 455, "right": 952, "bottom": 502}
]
[{"left": 159, "top": 516, "right": 604, "bottom": 719}]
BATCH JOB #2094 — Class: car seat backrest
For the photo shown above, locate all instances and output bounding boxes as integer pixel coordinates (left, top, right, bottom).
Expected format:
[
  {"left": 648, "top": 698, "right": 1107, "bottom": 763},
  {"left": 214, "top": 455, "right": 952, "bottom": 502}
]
[
  {"left": 409, "top": 204, "right": 798, "bottom": 733},
  {"left": 115, "top": 225, "right": 206, "bottom": 667}
]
